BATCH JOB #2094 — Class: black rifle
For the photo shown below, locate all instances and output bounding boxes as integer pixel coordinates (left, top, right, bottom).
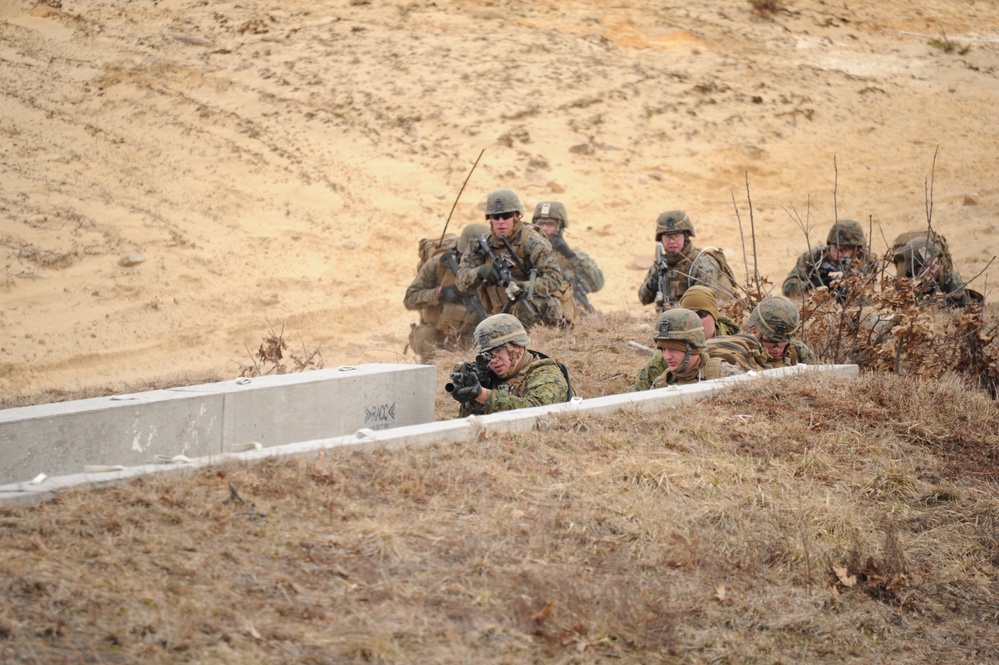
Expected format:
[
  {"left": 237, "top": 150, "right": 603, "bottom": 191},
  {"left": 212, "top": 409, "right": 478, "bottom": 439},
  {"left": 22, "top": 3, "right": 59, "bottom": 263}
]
[
  {"left": 550, "top": 235, "right": 595, "bottom": 315},
  {"left": 476, "top": 235, "right": 540, "bottom": 319},
  {"left": 654, "top": 243, "right": 676, "bottom": 311},
  {"left": 812, "top": 256, "right": 853, "bottom": 304},
  {"left": 439, "top": 250, "right": 489, "bottom": 322},
  {"left": 570, "top": 274, "right": 595, "bottom": 315},
  {"left": 444, "top": 351, "right": 494, "bottom": 394}
]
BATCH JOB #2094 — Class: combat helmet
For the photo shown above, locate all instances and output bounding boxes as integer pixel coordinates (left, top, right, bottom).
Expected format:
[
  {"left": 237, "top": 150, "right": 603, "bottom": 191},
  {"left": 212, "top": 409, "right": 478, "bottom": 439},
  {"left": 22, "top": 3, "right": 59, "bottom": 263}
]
[
  {"left": 902, "top": 236, "right": 945, "bottom": 278},
  {"left": 655, "top": 210, "right": 696, "bottom": 240},
  {"left": 652, "top": 308, "right": 706, "bottom": 350},
  {"left": 474, "top": 313, "right": 531, "bottom": 354},
  {"left": 826, "top": 219, "right": 865, "bottom": 247},
  {"left": 484, "top": 189, "right": 524, "bottom": 218},
  {"left": 532, "top": 201, "right": 569, "bottom": 230},
  {"left": 458, "top": 223, "right": 490, "bottom": 254},
  {"left": 747, "top": 296, "right": 800, "bottom": 342},
  {"left": 892, "top": 229, "right": 946, "bottom": 275}
]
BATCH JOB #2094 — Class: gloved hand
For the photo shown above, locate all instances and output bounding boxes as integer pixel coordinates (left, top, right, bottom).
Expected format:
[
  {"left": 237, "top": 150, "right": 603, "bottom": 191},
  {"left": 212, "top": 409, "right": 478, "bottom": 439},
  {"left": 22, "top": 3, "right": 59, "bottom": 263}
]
[
  {"left": 450, "top": 372, "right": 482, "bottom": 404},
  {"left": 551, "top": 235, "right": 576, "bottom": 259},
  {"left": 477, "top": 263, "right": 500, "bottom": 285},
  {"left": 643, "top": 269, "right": 659, "bottom": 293},
  {"left": 507, "top": 281, "right": 524, "bottom": 299},
  {"left": 439, "top": 285, "right": 464, "bottom": 304}
]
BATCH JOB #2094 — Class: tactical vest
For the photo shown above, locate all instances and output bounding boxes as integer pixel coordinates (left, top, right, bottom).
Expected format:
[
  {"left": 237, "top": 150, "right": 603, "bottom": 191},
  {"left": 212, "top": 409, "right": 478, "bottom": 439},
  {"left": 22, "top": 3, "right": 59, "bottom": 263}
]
[{"left": 478, "top": 225, "right": 576, "bottom": 326}]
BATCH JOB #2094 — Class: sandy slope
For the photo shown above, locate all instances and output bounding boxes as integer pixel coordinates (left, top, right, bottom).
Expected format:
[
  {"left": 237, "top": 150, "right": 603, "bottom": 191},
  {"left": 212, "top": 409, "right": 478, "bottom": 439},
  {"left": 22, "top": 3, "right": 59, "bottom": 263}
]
[{"left": 1, "top": 0, "right": 998, "bottom": 401}]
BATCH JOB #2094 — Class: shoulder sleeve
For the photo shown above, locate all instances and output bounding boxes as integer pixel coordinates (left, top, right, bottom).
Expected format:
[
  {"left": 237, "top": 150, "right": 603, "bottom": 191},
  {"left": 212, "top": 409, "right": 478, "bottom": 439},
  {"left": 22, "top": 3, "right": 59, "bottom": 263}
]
[
  {"left": 482, "top": 361, "right": 569, "bottom": 411},
  {"left": 456, "top": 245, "right": 483, "bottom": 292},
  {"left": 404, "top": 258, "right": 442, "bottom": 310},
  {"left": 635, "top": 352, "right": 668, "bottom": 391}
]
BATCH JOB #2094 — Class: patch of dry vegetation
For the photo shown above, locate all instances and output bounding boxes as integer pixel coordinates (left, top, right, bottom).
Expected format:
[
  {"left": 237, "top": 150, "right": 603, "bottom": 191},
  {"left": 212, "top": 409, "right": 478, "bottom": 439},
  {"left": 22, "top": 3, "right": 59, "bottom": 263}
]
[{"left": 2, "top": 372, "right": 998, "bottom": 663}]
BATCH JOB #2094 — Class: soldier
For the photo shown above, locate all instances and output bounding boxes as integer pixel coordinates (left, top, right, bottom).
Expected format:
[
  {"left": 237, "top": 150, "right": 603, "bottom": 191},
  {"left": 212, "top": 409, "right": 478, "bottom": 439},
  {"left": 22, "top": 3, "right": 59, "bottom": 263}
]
[
  {"left": 680, "top": 285, "right": 740, "bottom": 339},
  {"left": 782, "top": 219, "right": 869, "bottom": 300},
  {"left": 745, "top": 296, "right": 818, "bottom": 368},
  {"left": 638, "top": 210, "right": 738, "bottom": 312},
  {"left": 897, "top": 235, "right": 973, "bottom": 307},
  {"left": 634, "top": 308, "right": 745, "bottom": 391},
  {"left": 404, "top": 223, "right": 490, "bottom": 361},
  {"left": 532, "top": 201, "right": 605, "bottom": 316},
  {"left": 447, "top": 313, "right": 572, "bottom": 416},
  {"left": 456, "top": 189, "right": 574, "bottom": 327}
]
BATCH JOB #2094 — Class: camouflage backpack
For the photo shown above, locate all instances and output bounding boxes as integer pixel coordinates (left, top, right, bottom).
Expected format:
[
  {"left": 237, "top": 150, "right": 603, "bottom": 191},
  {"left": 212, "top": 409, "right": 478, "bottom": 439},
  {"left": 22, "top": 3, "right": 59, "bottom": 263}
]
[
  {"left": 694, "top": 247, "right": 739, "bottom": 301},
  {"left": 705, "top": 334, "right": 769, "bottom": 372},
  {"left": 416, "top": 233, "right": 459, "bottom": 273}
]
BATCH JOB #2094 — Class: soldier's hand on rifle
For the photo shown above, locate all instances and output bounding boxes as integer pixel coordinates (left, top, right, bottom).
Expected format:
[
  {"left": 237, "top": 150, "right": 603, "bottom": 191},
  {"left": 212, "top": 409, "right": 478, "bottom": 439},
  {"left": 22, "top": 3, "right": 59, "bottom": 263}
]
[
  {"left": 449, "top": 370, "right": 482, "bottom": 404},
  {"left": 643, "top": 269, "right": 660, "bottom": 294},
  {"left": 477, "top": 264, "right": 500, "bottom": 285},
  {"left": 506, "top": 281, "right": 523, "bottom": 299},
  {"left": 438, "top": 285, "right": 464, "bottom": 304}
]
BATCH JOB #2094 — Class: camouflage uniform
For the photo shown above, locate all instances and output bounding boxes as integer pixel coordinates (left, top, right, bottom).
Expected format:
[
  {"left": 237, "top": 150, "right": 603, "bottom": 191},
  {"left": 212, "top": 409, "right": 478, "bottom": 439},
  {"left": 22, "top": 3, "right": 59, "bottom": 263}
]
[
  {"left": 404, "top": 225, "right": 489, "bottom": 360},
  {"left": 746, "top": 296, "right": 819, "bottom": 368},
  {"left": 453, "top": 314, "right": 571, "bottom": 416},
  {"left": 764, "top": 340, "right": 819, "bottom": 368},
  {"left": 532, "top": 202, "right": 605, "bottom": 315},
  {"left": 459, "top": 353, "right": 569, "bottom": 416},
  {"left": 634, "top": 308, "right": 744, "bottom": 391},
  {"left": 638, "top": 211, "right": 737, "bottom": 311},
  {"left": 897, "top": 235, "right": 971, "bottom": 308},
  {"left": 782, "top": 220, "right": 869, "bottom": 298},
  {"left": 456, "top": 190, "right": 573, "bottom": 327}
]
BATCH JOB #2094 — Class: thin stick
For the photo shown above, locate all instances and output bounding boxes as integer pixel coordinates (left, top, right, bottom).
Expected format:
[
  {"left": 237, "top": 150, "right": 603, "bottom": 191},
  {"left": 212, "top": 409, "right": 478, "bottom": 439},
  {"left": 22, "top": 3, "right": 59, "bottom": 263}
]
[
  {"left": 925, "top": 145, "right": 939, "bottom": 228},
  {"left": 731, "top": 187, "right": 751, "bottom": 287},
  {"left": 833, "top": 156, "right": 839, "bottom": 222},
  {"left": 744, "top": 171, "right": 760, "bottom": 288},
  {"left": 438, "top": 148, "right": 486, "bottom": 247}
]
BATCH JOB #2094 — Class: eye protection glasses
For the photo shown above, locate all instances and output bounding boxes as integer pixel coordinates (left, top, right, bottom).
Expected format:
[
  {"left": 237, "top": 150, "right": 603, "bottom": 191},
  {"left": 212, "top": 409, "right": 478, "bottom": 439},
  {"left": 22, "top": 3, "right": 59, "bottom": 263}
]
[{"left": 486, "top": 212, "right": 516, "bottom": 221}]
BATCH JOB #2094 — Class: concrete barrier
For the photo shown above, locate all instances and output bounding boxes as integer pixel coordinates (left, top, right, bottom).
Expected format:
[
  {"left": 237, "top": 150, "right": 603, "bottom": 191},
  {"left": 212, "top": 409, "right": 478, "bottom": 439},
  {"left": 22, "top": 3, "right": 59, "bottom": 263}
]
[
  {"left": 0, "top": 364, "right": 857, "bottom": 507},
  {"left": 0, "top": 364, "right": 434, "bottom": 486}
]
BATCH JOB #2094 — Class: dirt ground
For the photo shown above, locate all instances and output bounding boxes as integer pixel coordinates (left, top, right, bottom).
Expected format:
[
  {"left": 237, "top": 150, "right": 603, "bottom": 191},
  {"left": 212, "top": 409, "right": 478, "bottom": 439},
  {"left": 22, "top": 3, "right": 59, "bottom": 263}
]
[{"left": 2, "top": 0, "right": 998, "bottom": 402}]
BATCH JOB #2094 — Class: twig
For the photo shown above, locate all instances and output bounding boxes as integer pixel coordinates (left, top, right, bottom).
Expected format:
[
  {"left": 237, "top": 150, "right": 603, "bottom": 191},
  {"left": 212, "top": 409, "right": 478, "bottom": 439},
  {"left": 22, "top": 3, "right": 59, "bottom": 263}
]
[
  {"left": 744, "top": 171, "right": 761, "bottom": 288},
  {"left": 731, "top": 187, "right": 751, "bottom": 287},
  {"left": 925, "top": 145, "right": 939, "bottom": 228},
  {"left": 833, "top": 156, "right": 839, "bottom": 223},
  {"left": 438, "top": 148, "right": 485, "bottom": 247}
]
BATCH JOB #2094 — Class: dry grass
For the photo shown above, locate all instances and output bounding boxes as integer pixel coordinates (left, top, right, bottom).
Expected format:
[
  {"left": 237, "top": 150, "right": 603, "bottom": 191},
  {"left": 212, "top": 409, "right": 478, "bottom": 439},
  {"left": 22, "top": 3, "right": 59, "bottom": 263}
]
[{"left": 3, "top": 369, "right": 999, "bottom": 663}]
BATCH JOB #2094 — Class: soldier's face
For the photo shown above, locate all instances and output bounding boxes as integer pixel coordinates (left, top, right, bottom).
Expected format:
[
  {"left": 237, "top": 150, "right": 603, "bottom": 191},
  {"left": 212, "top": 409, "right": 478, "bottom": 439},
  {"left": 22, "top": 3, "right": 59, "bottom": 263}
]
[
  {"left": 488, "top": 212, "right": 518, "bottom": 238},
  {"left": 829, "top": 244, "right": 861, "bottom": 262},
  {"left": 697, "top": 311, "right": 717, "bottom": 339},
  {"left": 917, "top": 257, "right": 941, "bottom": 281},
  {"left": 662, "top": 347, "right": 690, "bottom": 372},
  {"left": 755, "top": 330, "right": 789, "bottom": 358},
  {"left": 661, "top": 232, "right": 686, "bottom": 254},
  {"left": 538, "top": 220, "right": 560, "bottom": 236},
  {"left": 487, "top": 344, "right": 516, "bottom": 378}
]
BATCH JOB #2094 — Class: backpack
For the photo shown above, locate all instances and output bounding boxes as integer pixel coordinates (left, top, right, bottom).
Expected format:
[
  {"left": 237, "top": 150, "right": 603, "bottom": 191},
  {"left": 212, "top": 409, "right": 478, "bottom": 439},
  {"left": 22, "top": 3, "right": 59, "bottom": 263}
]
[
  {"left": 696, "top": 247, "right": 740, "bottom": 301},
  {"left": 706, "top": 334, "right": 769, "bottom": 372},
  {"left": 416, "top": 234, "right": 459, "bottom": 273}
]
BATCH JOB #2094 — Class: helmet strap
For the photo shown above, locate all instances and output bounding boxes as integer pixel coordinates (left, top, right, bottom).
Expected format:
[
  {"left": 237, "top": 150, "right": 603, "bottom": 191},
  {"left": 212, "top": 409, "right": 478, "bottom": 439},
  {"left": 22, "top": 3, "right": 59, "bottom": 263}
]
[
  {"left": 504, "top": 343, "right": 527, "bottom": 377},
  {"left": 677, "top": 348, "right": 693, "bottom": 373}
]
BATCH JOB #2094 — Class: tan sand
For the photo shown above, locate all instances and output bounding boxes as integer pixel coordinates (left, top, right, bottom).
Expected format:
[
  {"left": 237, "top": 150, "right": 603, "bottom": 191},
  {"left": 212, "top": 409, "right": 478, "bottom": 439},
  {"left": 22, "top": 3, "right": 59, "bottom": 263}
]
[{"left": 1, "top": 0, "right": 997, "bottom": 401}]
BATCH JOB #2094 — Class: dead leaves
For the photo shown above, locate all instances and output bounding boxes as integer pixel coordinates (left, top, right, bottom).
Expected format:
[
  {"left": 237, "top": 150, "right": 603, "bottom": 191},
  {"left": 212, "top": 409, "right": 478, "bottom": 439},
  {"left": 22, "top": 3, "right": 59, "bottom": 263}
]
[
  {"left": 830, "top": 559, "right": 910, "bottom": 605},
  {"left": 239, "top": 319, "right": 324, "bottom": 377}
]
